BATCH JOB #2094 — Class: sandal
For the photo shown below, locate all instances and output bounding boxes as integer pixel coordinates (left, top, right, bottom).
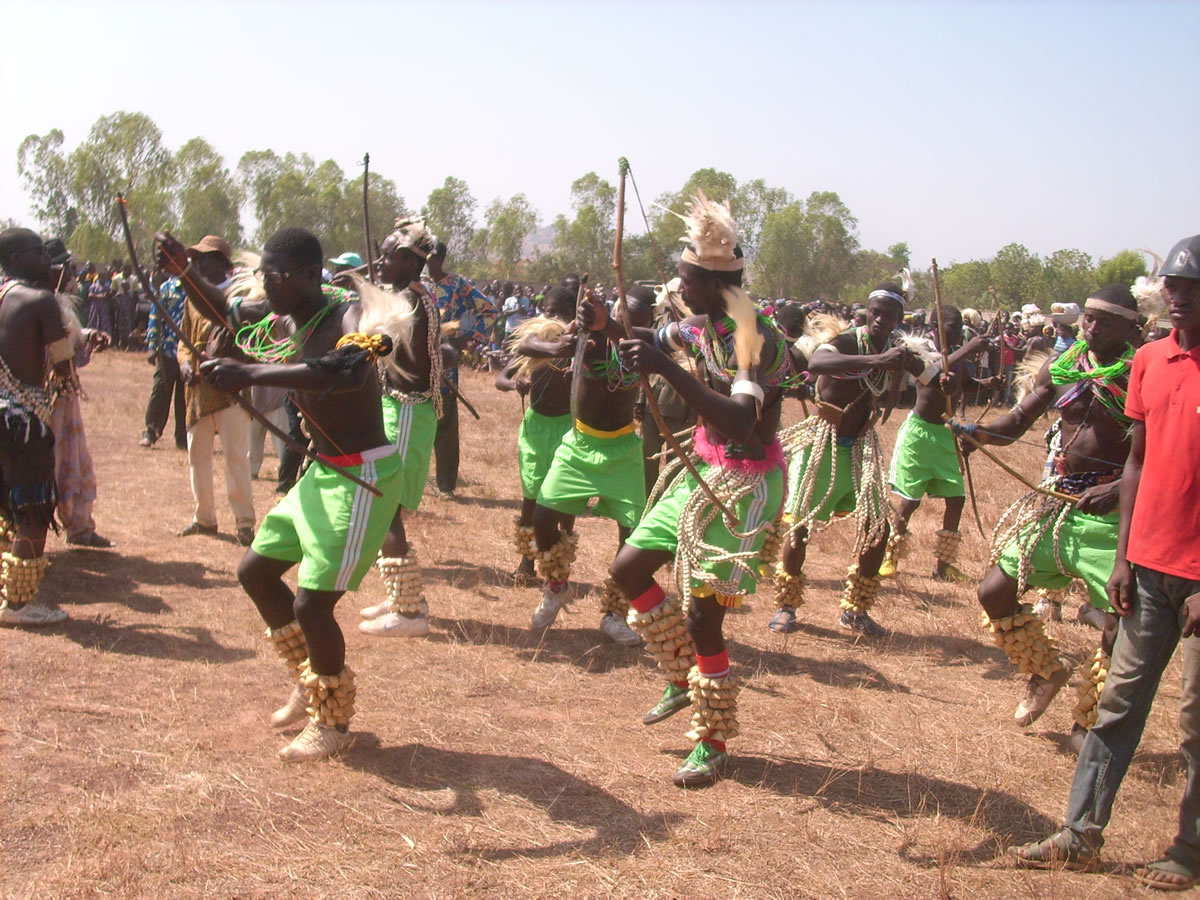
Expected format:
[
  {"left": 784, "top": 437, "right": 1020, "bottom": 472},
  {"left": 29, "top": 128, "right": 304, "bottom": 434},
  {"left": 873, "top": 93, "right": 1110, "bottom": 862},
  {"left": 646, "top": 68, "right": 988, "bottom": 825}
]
[
  {"left": 1136, "top": 857, "right": 1199, "bottom": 891},
  {"left": 1009, "top": 830, "right": 1100, "bottom": 870},
  {"left": 769, "top": 607, "right": 798, "bottom": 634}
]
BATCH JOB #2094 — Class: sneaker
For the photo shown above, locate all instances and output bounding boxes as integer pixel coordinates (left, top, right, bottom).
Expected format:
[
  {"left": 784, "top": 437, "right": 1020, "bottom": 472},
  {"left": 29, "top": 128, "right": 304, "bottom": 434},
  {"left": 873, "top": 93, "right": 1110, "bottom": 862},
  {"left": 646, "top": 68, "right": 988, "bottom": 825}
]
[
  {"left": 138, "top": 431, "right": 156, "bottom": 448},
  {"left": 1077, "top": 604, "right": 1108, "bottom": 631},
  {"left": 359, "top": 611, "right": 430, "bottom": 637},
  {"left": 839, "top": 608, "right": 889, "bottom": 638},
  {"left": 531, "top": 584, "right": 568, "bottom": 629},
  {"left": 0, "top": 603, "right": 68, "bottom": 627},
  {"left": 270, "top": 684, "right": 308, "bottom": 729},
  {"left": 643, "top": 683, "right": 690, "bottom": 725},
  {"left": 878, "top": 558, "right": 898, "bottom": 578},
  {"left": 600, "top": 612, "right": 642, "bottom": 646},
  {"left": 66, "top": 531, "right": 114, "bottom": 548},
  {"left": 1014, "top": 660, "right": 1072, "bottom": 726},
  {"left": 278, "top": 721, "right": 352, "bottom": 763},
  {"left": 672, "top": 741, "right": 728, "bottom": 787},
  {"left": 178, "top": 521, "right": 218, "bottom": 538},
  {"left": 769, "top": 606, "right": 798, "bottom": 634},
  {"left": 361, "top": 598, "right": 427, "bottom": 621},
  {"left": 437, "top": 490, "right": 456, "bottom": 501},
  {"left": 932, "top": 564, "right": 972, "bottom": 584},
  {"left": 236, "top": 527, "right": 255, "bottom": 547}
]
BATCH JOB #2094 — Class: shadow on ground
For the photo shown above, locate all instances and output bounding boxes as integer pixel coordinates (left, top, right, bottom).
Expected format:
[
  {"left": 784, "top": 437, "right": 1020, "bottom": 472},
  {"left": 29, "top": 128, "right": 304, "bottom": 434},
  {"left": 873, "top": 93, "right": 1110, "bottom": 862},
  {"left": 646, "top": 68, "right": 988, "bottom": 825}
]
[
  {"left": 430, "top": 614, "right": 651, "bottom": 674},
  {"left": 50, "top": 551, "right": 237, "bottom": 615},
  {"left": 346, "top": 736, "right": 684, "bottom": 859}
]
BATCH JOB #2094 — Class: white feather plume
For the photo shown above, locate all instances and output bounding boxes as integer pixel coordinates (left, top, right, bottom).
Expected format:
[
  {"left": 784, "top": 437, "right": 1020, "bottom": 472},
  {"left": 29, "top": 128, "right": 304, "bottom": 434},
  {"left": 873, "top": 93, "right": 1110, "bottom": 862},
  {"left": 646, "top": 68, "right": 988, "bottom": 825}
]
[
  {"left": 898, "top": 334, "right": 939, "bottom": 366},
  {"left": 792, "top": 312, "right": 851, "bottom": 360},
  {"left": 351, "top": 274, "right": 416, "bottom": 351},
  {"left": 899, "top": 267, "right": 915, "bottom": 305}
]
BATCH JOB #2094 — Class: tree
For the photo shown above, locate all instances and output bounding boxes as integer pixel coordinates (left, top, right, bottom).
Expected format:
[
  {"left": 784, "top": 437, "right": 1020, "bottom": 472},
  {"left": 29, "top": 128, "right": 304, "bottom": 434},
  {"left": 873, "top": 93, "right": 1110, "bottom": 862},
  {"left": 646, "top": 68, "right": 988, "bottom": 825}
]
[
  {"left": 16, "top": 129, "right": 77, "bottom": 240},
  {"left": 752, "top": 191, "right": 860, "bottom": 300},
  {"left": 732, "top": 178, "right": 792, "bottom": 264},
  {"left": 545, "top": 172, "right": 616, "bottom": 283},
  {"left": 989, "top": 243, "right": 1043, "bottom": 308},
  {"left": 175, "top": 138, "right": 244, "bottom": 246},
  {"left": 1042, "top": 248, "right": 1095, "bottom": 305},
  {"left": 421, "top": 177, "right": 477, "bottom": 263},
  {"left": 484, "top": 194, "right": 538, "bottom": 279},
  {"left": 650, "top": 168, "right": 738, "bottom": 261},
  {"left": 1094, "top": 249, "right": 1148, "bottom": 288},
  {"left": 887, "top": 242, "right": 911, "bottom": 270},
  {"left": 328, "top": 173, "right": 406, "bottom": 261},
  {"left": 940, "top": 260, "right": 995, "bottom": 309}
]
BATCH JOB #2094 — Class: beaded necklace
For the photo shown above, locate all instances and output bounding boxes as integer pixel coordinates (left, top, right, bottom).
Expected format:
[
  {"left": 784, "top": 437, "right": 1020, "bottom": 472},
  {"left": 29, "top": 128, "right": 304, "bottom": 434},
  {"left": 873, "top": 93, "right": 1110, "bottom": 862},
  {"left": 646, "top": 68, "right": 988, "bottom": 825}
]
[
  {"left": 235, "top": 284, "right": 353, "bottom": 363},
  {"left": 685, "top": 312, "right": 791, "bottom": 387},
  {"left": 586, "top": 341, "right": 639, "bottom": 390}
]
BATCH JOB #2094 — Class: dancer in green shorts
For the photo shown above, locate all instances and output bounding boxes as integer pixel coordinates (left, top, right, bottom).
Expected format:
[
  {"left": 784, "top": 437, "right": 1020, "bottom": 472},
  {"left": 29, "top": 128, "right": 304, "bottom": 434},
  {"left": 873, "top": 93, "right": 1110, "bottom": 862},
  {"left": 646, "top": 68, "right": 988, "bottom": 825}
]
[
  {"left": 603, "top": 191, "right": 794, "bottom": 786},
  {"left": 769, "top": 282, "right": 924, "bottom": 638},
  {"left": 156, "top": 226, "right": 398, "bottom": 763},
  {"left": 880, "top": 306, "right": 991, "bottom": 580},
  {"left": 957, "top": 284, "right": 1140, "bottom": 742},
  {"left": 528, "top": 287, "right": 654, "bottom": 646},
  {"left": 495, "top": 286, "right": 576, "bottom": 584},
  {"left": 356, "top": 219, "right": 445, "bottom": 638}
]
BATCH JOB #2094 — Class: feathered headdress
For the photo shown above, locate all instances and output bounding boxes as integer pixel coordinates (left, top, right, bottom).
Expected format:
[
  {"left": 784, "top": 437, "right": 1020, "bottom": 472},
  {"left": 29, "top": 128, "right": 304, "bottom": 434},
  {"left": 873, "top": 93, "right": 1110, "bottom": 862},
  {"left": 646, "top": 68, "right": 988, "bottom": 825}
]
[
  {"left": 667, "top": 190, "right": 743, "bottom": 273},
  {"left": 389, "top": 217, "right": 437, "bottom": 259},
  {"left": 504, "top": 315, "right": 571, "bottom": 381},
  {"left": 793, "top": 311, "right": 852, "bottom": 361},
  {"left": 1131, "top": 247, "right": 1168, "bottom": 333},
  {"left": 899, "top": 268, "right": 916, "bottom": 306}
]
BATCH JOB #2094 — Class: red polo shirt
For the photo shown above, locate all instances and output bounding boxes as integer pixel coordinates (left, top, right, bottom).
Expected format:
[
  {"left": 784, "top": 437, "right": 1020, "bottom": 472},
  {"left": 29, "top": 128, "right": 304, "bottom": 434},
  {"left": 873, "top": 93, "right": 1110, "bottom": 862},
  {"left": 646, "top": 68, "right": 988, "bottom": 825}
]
[{"left": 1124, "top": 330, "right": 1200, "bottom": 580}]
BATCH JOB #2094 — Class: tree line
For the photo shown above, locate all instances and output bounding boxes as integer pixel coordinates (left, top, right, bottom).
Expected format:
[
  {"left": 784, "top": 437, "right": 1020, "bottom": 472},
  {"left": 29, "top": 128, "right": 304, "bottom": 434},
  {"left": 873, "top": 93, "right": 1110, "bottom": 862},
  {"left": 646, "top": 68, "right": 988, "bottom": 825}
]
[{"left": 16, "top": 111, "right": 1148, "bottom": 309}]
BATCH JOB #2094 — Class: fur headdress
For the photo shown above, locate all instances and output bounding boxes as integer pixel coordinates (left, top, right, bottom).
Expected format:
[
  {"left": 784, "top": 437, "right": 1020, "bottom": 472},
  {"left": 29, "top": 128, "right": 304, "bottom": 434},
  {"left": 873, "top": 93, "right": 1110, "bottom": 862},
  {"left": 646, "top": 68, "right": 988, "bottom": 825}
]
[
  {"left": 389, "top": 217, "right": 437, "bottom": 259},
  {"left": 350, "top": 274, "right": 416, "bottom": 351},
  {"left": 1131, "top": 248, "right": 1169, "bottom": 333}
]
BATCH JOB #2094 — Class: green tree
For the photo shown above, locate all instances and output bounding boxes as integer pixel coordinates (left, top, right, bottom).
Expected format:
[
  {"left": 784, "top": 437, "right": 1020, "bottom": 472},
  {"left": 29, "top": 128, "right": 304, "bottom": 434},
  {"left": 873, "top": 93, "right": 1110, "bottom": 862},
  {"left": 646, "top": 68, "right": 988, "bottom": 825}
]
[
  {"left": 545, "top": 172, "right": 616, "bottom": 283},
  {"left": 328, "top": 173, "right": 406, "bottom": 261},
  {"left": 175, "top": 138, "right": 244, "bottom": 246},
  {"left": 887, "top": 242, "right": 911, "bottom": 270},
  {"left": 732, "top": 178, "right": 792, "bottom": 264},
  {"left": 940, "top": 260, "right": 995, "bottom": 309},
  {"left": 484, "top": 194, "right": 538, "bottom": 279},
  {"left": 650, "top": 168, "right": 738, "bottom": 260},
  {"left": 1094, "top": 249, "right": 1148, "bottom": 288},
  {"left": 421, "top": 176, "right": 477, "bottom": 263},
  {"left": 753, "top": 191, "right": 860, "bottom": 300},
  {"left": 989, "top": 243, "right": 1043, "bottom": 308},
  {"left": 1042, "top": 248, "right": 1095, "bottom": 304},
  {"left": 16, "top": 129, "right": 78, "bottom": 239}
]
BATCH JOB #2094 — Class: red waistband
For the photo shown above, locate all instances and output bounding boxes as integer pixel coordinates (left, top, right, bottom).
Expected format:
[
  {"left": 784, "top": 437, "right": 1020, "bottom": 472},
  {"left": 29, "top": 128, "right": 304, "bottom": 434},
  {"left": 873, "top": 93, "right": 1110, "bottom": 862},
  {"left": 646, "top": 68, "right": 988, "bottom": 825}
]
[{"left": 317, "top": 443, "right": 394, "bottom": 468}]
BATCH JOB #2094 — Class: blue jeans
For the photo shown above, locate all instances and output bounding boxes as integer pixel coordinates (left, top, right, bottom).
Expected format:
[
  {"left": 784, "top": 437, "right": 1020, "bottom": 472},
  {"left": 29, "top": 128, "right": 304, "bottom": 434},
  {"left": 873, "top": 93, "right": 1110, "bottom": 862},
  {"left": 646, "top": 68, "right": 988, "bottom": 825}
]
[{"left": 1064, "top": 566, "right": 1200, "bottom": 866}]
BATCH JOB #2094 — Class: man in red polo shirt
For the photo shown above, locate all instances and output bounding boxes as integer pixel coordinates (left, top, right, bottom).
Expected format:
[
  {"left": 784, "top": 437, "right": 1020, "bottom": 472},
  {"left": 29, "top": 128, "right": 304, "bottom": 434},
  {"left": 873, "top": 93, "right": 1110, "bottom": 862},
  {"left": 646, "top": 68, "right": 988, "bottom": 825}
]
[{"left": 1011, "top": 234, "right": 1200, "bottom": 891}]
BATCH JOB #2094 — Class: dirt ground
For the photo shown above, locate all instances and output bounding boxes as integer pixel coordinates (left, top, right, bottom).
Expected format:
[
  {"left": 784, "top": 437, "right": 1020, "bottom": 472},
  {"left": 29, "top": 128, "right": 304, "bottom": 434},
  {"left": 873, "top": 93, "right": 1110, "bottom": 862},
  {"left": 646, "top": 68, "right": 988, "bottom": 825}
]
[{"left": 1, "top": 350, "right": 1187, "bottom": 899}]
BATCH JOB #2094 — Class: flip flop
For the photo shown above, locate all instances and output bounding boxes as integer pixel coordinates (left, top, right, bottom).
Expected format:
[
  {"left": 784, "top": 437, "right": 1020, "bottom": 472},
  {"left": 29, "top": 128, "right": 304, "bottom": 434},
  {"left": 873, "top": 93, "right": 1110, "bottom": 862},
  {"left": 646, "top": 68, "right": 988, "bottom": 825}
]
[
  {"left": 1136, "top": 857, "right": 1199, "bottom": 891},
  {"left": 1009, "top": 831, "right": 1100, "bottom": 871}
]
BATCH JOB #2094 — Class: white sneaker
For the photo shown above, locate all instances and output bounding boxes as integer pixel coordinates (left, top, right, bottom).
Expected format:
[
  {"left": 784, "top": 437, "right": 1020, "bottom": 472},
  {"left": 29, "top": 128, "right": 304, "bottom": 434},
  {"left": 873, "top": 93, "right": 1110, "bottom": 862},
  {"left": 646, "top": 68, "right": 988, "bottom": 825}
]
[
  {"left": 600, "top": 612, "right": 642, "bottom": 646},
  {"left": 278, "top": 721, "right": 352, "bottom": 763},
  {"left": 1014, "top": 661, "right": 1072, "bottom": 726},
  {"left": 359, "top": 611, "right": 430, "bottom": 637},
  {"left": 531, "top": 585, "right": 568, "bottom": 629},
  {"left": 360, "top": 598, "right": 427, "bottom": 621},
  {"left": 0, "top": 603, "right": 67, "bottom": 627},
  {"left": 270, "top": 684, "right": 308, "bottom": 729}
]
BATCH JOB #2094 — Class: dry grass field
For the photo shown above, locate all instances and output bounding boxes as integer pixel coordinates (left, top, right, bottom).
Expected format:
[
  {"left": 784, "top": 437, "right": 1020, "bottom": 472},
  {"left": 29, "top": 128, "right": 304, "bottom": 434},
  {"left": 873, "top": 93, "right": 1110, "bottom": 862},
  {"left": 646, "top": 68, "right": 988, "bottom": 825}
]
[{"left": 1, "top": 351, "right": 1188, "bottom": 899}]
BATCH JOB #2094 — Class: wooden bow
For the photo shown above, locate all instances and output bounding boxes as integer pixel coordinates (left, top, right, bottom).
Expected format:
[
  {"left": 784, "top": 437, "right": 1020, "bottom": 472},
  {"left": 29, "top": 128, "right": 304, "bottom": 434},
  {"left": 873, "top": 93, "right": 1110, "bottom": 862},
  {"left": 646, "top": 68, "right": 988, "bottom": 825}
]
[
  {"left": 932, "top": 258, "right": 985, "bottom": 537},
  {"left": 361, "top": 152, "right": 376, "bottom": 285},
  {"left": 116, "top": 194, "right": 382, "bottom": 497},
  {"left": 612, "top": 157, "right": 734, "bottom": 523}
]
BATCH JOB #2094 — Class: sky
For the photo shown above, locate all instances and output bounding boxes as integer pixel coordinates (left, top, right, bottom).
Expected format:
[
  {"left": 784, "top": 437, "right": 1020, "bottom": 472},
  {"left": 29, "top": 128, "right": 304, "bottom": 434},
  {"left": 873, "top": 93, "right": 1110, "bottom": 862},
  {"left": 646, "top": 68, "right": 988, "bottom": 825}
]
[{"left": 1, "top": 0, "right": 1197, "bottom": 268}]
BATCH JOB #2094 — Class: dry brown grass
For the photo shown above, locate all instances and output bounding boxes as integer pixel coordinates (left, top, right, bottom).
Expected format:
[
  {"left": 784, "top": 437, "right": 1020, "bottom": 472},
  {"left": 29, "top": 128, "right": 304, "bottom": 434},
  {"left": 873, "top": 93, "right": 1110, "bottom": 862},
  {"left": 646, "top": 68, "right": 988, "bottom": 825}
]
[{"left": 0, "top": 352, "right": 1186, "bottom": 899}]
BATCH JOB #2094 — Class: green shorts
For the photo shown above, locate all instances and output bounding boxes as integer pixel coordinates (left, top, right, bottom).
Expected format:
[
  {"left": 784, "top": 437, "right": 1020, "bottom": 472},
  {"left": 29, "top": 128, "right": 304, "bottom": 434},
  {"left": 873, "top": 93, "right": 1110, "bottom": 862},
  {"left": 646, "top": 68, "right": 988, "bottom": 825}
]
[
  {"left": 518, "top": 408, "right": 572, "bottom": 500},
  {"left": 382, "top": 395, "right": 437, "bottom": 510},
  {"left": 785, "top": 439, "right": 872, "bottom": 523},
  {"left": 536, "top": 424, "right": 645, "bottom": 529},
  {"left": 252, "top": 444, "right": 405, "bottom": 592},
  {"left": 997, "top": 508, "right": 1118, "bottom": 611},
  {"left": 888, "top": 412, "right": 964, "bottom": 500},
  {"left": 627, "top": 462, "right": 784, "bottom": 594}
]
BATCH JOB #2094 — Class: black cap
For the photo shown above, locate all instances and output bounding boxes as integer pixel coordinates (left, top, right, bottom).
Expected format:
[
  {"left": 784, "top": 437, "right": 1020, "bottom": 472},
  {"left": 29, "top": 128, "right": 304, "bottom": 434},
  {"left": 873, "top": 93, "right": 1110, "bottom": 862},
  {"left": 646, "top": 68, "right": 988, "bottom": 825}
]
[{"left": 44, "top": 238, "right": 70, "bottom": 266}]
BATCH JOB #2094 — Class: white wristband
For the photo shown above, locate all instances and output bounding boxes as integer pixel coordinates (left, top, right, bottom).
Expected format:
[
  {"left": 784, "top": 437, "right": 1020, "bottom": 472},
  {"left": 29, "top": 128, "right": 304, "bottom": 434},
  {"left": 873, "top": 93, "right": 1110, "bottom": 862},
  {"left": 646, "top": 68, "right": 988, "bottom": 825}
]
[
  {"left": 731, "top": 379, "right": 765, "bottom": 403},
  {"left": 916, "top": 362, "right": 941, "bottom": 386}
]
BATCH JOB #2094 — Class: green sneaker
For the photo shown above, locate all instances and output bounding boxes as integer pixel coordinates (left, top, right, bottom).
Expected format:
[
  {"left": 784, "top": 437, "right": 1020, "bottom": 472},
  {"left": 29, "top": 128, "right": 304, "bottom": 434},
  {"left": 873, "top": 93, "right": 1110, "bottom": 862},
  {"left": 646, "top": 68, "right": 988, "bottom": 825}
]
[
  {"left": 642, "top": 683, "right": 690, "bottom": 725},
  {"left": 673, "top": 741, "right": 728, "bottom": 787}
]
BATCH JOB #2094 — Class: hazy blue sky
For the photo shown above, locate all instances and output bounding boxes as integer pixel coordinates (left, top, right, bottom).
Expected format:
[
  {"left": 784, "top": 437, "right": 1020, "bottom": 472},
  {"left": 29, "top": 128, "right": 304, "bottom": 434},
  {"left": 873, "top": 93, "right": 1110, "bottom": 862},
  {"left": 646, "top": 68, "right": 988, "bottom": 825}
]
[{"left": 2, "top": 0, "right": 1196, "bottom": 267}]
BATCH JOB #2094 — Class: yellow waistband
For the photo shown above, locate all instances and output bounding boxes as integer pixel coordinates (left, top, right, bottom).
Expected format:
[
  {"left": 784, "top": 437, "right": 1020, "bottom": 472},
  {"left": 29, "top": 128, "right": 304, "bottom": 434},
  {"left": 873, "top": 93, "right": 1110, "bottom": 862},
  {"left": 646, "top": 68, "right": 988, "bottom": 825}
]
[{"left": 574, "top": 419, "right": 636, "bottom": 439}]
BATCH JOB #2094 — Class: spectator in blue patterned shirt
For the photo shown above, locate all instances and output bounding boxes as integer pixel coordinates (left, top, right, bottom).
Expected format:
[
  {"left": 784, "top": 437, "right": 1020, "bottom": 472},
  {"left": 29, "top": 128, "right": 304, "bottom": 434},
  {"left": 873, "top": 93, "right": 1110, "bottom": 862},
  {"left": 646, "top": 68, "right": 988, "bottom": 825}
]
[
  {"left": 140, "top": 274, "right": 188, "bottom": 449},
  {"left": 425, "top": 241, "right": 499, "bottom": 498}
]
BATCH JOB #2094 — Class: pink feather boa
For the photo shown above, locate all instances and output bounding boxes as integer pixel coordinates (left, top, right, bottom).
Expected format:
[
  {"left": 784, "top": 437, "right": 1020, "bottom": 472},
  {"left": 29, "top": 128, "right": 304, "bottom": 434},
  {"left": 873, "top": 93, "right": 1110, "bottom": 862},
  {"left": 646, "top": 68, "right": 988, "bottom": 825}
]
[{"left": 692, "top": 425, "right": 786, "bottom": 475}]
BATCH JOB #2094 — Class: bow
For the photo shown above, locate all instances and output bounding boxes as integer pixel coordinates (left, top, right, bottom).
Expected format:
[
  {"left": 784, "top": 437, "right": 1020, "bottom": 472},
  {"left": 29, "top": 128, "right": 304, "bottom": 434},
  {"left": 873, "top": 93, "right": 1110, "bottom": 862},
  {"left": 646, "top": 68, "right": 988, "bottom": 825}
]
[
  {"left": 116, "top": 194, "right": 382, "bottom": 498},
  {"left": 613, "top": 157, "right": 734, "bottom": 523},
  {"left": 361, "top": 152, "right": 376, "bottom": 285},
  {"left": 958, "top": 431, "right": 1079, "bottom": 504},
  {"left": 932, "top": 258, "right": 986, "bottom": 537}
]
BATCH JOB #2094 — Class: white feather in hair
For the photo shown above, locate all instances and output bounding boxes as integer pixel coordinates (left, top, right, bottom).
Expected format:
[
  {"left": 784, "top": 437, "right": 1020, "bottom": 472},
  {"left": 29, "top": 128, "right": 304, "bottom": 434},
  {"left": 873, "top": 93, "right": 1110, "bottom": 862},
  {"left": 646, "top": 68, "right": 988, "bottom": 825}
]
[
  {"left": 792, "top": 312, "right": 851, "bottom": 360},
  {"left": 721, "top": 285, "right": 764, "bottom": 369},
  {"left": 899, "top": 268, "right": 915, "bottom": 305}
]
